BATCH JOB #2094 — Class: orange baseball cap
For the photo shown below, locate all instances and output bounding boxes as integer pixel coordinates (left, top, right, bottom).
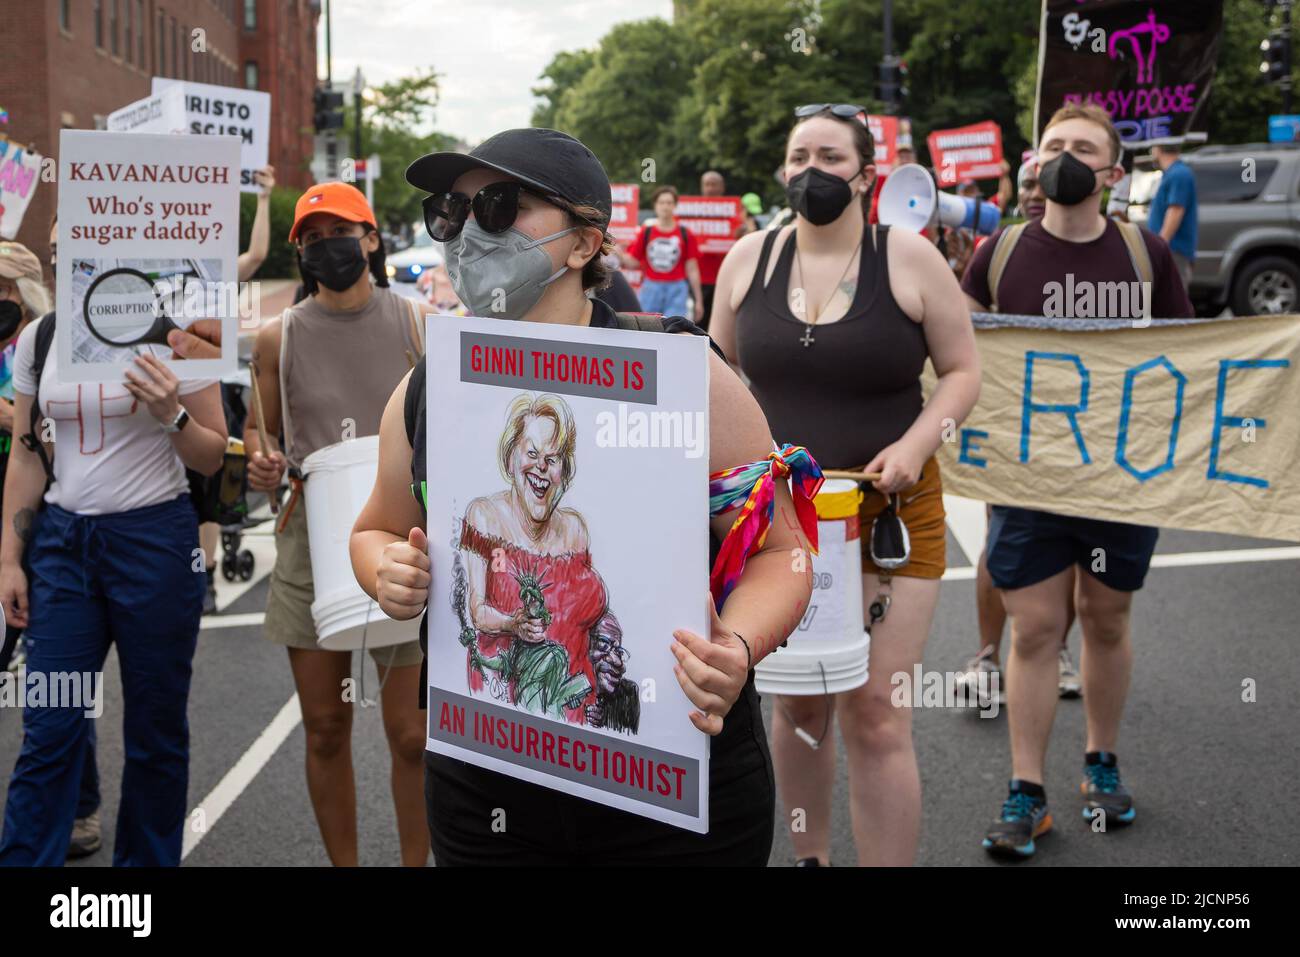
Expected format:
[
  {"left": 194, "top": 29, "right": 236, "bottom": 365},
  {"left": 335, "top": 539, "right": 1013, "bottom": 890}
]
[{"left": 289, "top": 181, "right": 376, "bottom": 242}]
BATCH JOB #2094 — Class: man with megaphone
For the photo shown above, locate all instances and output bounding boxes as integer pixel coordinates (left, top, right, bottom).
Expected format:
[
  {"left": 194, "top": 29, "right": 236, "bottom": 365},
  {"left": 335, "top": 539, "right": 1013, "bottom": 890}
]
[{"left": 960, "top": 103, "right": 1192, "bottom": 861}]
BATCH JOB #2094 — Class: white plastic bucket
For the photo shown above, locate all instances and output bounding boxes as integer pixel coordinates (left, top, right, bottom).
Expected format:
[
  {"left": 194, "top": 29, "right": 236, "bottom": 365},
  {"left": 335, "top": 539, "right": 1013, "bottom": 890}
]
[
  {"left": 755, "top": 479, "right": 870, "bottom": 696},
  {"left": 301, "top": 435, "right": 416, "bottom": 651}
]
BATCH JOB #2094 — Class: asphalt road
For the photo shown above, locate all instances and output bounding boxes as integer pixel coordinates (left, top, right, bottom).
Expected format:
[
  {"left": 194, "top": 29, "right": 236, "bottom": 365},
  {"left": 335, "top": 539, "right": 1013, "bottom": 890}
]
[{"left": 2, "top": 508, "right": 1294, "bottom": 867}]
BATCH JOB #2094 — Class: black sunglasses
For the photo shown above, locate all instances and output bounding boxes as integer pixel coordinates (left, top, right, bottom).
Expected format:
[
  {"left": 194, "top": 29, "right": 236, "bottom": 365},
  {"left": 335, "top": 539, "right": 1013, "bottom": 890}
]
[
  {"left": 423, "top": 181, "right": 570, "bottom": 243},
  {"left": 794, "top": 103, "right": 868, "bottom": 123}
]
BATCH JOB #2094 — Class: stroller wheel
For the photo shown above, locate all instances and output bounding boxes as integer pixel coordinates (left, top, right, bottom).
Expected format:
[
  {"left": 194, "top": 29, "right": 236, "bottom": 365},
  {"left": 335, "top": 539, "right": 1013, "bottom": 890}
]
[
  {"left": 237, "top": 549, "right": 255, "bottom": 581},
  {"left": 221, "top": 556, "right": 238, "bottom": 582}
]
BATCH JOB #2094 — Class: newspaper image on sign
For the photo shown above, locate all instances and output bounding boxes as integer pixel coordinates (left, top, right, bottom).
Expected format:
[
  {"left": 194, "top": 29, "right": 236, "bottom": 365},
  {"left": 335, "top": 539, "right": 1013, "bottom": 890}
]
[{"left": 424, "top": 314, "right": 712, "bottom": 832}]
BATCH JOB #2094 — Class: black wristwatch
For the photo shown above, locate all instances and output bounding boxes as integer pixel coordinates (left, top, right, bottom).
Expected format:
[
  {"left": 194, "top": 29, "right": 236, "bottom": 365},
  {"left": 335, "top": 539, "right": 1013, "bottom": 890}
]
[{"left": 163, "top": 407, "right": 190, "bottom": 433}]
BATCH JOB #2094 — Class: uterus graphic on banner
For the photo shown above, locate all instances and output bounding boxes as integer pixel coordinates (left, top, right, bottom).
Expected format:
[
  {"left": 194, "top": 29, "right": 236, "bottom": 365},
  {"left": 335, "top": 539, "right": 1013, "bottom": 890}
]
[{"left": 1035, "top": 0, "right": 1225, "bottom": 148}]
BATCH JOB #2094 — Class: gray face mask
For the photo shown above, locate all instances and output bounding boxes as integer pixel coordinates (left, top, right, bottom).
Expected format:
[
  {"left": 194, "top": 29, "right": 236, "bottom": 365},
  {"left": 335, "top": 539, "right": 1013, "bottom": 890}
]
[{"left": 444, "top": 220, "right": 575, "bottom": 319}]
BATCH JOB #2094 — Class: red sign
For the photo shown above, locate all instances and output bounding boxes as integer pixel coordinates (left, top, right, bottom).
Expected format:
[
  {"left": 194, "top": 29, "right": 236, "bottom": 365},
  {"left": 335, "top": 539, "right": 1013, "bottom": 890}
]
[
  {"left": 608, "top": 182, "right": 641, "bottom": 246},
  {"left": 674, "top": 195, "right": 743, "bottom": 256},
  {"left": 866, "top": 115, "right": 900, "bottom": 174},
  {"left": 927, "top": 121, "right": 1005, "bottom": 187}
]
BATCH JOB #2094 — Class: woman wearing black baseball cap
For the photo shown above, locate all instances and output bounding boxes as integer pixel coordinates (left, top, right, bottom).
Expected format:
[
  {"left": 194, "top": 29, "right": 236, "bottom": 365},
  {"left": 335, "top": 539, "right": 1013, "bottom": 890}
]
[{"left": 350, "top": 128, "right": 815, "bottom": 865}]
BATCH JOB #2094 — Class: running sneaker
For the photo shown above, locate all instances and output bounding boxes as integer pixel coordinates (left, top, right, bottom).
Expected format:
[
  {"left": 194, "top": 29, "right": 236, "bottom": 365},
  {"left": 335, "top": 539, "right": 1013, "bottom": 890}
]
[
  {"left": 955, "top": 644, "right": 1003, "bottom": 708},
  {"left": 983, "top": 781, "right": 1052, "bottom": 859},
  {"left": 1081, "top": 752, "right": 1135, "bottom": 826},
  {"left": 1058, "top": 646, "right": 1082, "bottom": 699},
  {"left": 67, "top": 810, "right": 103, "bottom": 859}
]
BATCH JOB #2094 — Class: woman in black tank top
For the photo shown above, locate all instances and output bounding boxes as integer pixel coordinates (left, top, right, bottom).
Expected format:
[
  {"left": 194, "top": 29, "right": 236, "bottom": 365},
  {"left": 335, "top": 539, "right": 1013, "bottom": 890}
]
[
  {"left": 349, "top": 128, "right": 817, "bottom": 865},
  {"left": 709, "top": 107, "right": 981, "bottom": 865}
]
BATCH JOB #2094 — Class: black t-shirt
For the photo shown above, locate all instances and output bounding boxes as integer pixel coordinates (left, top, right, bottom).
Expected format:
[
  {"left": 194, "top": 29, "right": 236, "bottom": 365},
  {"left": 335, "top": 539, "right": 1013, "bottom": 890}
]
[
  {"left": 962, "top": 218, "right": 1193, "bottom": 319},
  {"left": 404, "top": 299, "right": 725, "bottom": 707}
]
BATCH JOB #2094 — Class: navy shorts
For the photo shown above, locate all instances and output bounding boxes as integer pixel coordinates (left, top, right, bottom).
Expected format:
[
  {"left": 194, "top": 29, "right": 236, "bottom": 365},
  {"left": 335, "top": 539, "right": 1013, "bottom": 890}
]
[{"left": 986, "top": 506, "right": 1159, "bottom": 593}]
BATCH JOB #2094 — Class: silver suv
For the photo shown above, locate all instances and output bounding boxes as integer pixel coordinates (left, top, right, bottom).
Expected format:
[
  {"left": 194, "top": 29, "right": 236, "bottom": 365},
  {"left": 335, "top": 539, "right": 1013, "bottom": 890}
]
[{"left": 1163, "top": 144, "right": 1300, "bottom": 316}]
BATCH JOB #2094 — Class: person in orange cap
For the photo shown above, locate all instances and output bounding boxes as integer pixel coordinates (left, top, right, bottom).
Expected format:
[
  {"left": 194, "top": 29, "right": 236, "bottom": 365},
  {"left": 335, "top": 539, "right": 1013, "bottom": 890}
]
[{"left": 247, "top": 181, "right": 434, "bottom": 866}]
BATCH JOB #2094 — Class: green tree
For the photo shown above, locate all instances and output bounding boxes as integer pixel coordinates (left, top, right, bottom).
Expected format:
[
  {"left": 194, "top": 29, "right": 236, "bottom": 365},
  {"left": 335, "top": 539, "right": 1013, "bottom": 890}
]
[
  {"left": 550, "top": 19, "right": 692, "bottom": 184},
  {"left": 532, "top": 49, "right": 597, "bottom": 129}
]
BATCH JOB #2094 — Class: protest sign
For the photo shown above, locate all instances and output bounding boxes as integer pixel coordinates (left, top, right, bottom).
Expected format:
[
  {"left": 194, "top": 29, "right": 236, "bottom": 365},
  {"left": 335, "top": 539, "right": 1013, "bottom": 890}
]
[
  {"left": 424, "top": 314, "right": 711, "bottom": 831},
  {"left": 1034, "top": 0, "right": 1224, "bottom": 148},
  {"left": 106, "top": 85, "right": 187, "bottom": 135},
  {"left": 927, "top": 121, "right": 1005, "bottom": 187},
  {"left": 152, "top": 78, "right": 271, "bottom": 193},
  {"left": 609, "top": 183, "right": 643, "bottom": 289},
  {"left": 56, "top": 129, "right": 239, "bottom": 384},
  {"left": 866, "top": 114, "right": 900, "bottom": 174},
  {"left": 0, "top": 138, "right": 41, "bottom": 241},
  {"left": 675, "top": 195, "right": 743, "bottom": 257},
  {"left": 931, "top": 313, "right": 1300, "bottom": 542}
]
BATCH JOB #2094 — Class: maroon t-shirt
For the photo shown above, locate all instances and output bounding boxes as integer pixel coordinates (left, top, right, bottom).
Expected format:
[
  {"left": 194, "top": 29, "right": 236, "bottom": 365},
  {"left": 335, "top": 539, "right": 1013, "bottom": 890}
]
[{"left": 962, "top": 219, "right": 1193, "bottom": 319}]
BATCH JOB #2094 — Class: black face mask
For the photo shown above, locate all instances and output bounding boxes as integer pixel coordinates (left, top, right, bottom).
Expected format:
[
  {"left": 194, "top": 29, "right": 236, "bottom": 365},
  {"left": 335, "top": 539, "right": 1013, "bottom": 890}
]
[
  {"left": 785, "top": 167, "right": 861, "bottom": 226},
  {"left": 0, "top": 300, "right": 23, "bottom": 341},
  {"left": 1038, "top": 152, "right": 1106, "bottom": 207},
  {"left": 299, "top": 236, "right": 370, "bottom": 292}
]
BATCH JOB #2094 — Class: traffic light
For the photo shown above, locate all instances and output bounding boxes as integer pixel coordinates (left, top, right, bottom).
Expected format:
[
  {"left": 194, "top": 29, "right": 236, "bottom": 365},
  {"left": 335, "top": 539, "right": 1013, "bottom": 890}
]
[
  {"left": 877, "top": 56, "right": 908, "bottom": 113},
  {"left": 313, "top": 87, "right": 345, "bottom": 133},
  {"left": 1261, "top": 32, "right": 1289, "bottom": 83}
]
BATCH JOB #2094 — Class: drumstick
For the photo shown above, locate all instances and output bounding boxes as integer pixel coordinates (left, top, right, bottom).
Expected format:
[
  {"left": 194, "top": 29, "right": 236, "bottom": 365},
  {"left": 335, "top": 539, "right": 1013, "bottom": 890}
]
[
  {"left": 821, "top": 469, "right": 885, "bottom": 483},
  {"left": 248, "top": 360, "right": 279, "bottom": 515}
]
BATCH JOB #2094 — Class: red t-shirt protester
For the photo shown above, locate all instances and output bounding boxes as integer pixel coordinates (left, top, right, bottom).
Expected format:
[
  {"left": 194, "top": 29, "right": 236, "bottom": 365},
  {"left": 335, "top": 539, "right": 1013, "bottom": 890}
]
[{"left": 625, "top": 221, "right": 700, "bottom": 282}]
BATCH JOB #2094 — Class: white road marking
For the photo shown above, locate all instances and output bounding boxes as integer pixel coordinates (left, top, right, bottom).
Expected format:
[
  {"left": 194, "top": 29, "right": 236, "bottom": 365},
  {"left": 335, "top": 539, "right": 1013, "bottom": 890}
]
[
  {"left": 182, "top": 693, "right": 302, "bottom": 860},
  {"left": 199, "top": 612, "right": 267, "bottom": 630},
  {"left": 1149, "top": 546, "right": 1300, "bottom": 568}
]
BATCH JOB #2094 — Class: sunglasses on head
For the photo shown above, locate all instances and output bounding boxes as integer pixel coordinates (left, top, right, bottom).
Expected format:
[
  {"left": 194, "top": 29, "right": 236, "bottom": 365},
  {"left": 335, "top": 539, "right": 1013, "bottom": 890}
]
[
  {"left": 423, "top": 181, "right": 573, "bottom": 243},
  {"left": 794, "top": 103, "right": 869, "bottom": 123}
]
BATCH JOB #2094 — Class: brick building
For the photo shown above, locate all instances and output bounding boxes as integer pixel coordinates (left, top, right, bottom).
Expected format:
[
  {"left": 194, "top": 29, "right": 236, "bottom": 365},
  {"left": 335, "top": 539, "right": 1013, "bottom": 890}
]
[{"left": 0, "top": 0, "right": 318, "bottom": 262}]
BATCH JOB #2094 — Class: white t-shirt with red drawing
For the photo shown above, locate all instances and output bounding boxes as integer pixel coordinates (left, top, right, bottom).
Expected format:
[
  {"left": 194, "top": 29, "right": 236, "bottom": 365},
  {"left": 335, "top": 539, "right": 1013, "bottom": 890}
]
[{"left": 13, "top": 320, "right": 216, "bottom": 516}]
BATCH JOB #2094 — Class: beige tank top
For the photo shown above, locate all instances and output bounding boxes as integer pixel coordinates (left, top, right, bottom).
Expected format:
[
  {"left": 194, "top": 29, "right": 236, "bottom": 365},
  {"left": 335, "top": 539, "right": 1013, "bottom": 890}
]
[{"left": 278, "top": 285, "right": 424, "bottom": 470}]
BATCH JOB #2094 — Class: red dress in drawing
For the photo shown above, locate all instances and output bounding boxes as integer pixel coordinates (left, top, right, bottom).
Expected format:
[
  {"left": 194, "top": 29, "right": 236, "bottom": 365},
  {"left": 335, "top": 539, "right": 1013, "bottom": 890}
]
[{"left": 458, "top": 521, "right": 608, "bottom": 723}]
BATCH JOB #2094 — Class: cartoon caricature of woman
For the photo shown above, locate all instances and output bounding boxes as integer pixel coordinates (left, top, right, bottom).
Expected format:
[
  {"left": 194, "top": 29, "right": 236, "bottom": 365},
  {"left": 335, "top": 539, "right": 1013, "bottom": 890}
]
[{"left": 451, "top": 393, "right": 637, "bottom": 731}]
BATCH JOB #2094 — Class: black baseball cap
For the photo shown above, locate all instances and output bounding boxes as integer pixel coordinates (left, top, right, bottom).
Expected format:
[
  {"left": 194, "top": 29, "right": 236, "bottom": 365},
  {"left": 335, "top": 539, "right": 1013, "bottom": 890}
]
[{"left": 406, "top": 128, "right": 612, "bottom": 226}]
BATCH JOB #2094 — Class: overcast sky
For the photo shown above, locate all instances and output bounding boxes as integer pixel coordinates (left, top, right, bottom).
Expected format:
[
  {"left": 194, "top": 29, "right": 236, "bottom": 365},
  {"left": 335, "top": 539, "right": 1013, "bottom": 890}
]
[{"left": 322, "top": 0, "right": 674, "bottom": 146}]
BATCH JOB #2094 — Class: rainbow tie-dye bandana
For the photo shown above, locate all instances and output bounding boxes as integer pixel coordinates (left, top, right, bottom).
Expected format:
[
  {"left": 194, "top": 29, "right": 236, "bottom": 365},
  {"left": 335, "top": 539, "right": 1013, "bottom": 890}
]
[{"left": 708, "top": 444, "right": 823, "bottom": 605}]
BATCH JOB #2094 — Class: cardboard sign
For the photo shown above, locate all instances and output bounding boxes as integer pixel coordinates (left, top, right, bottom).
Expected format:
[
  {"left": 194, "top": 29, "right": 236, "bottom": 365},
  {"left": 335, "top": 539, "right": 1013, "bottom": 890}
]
[
  {"left": 424, "top": 314, "right": 711, "bottom": 831},
  {"left": 56, "top": 129, "right": 239, "bottom": 383},
  {"left": 152, "top": 78, "right": 271, "bottom": 193},
  {"left": 0, "top": 139, "right": 41, "bottom": 241},
  {"left": 931, "top": 314, "right": 1300, "bottom": 542},
  {"left": 106, "top": 85, "right": 187, "bottom": 136},
  {"left": 1034, "top": 0, "right": 1225, "bottom": 148},
  {"left": 928, "top": 121, "right": 1005, "bottom": 187},
  {"left": 675, "top": 196, "right": 743, "bottom": 256},
  {"left": 866, "top": 114, "right": 900, "bottom": 174}
]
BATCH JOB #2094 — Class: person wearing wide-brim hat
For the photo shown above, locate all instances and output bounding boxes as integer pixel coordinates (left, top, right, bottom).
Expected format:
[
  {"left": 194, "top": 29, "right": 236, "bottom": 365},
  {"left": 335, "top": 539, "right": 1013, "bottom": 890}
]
[{"left": 350, "top": 127, "right": 819, "bottom": 865}]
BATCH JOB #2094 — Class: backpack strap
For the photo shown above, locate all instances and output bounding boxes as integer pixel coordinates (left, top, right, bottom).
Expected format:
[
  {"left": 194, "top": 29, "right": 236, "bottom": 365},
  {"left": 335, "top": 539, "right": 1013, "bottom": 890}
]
[
  {"left": 986, "top": 222, "right": 1028, "bottom": 313},
  {"left": 1116, "top": 220, "right": 1154, "bottom": 289},
  {"left": 20, "top": 312, "right": 57, "bottom": 486},
  {"left": 612, "top": 312, "right": 670, "bottom": 333}
]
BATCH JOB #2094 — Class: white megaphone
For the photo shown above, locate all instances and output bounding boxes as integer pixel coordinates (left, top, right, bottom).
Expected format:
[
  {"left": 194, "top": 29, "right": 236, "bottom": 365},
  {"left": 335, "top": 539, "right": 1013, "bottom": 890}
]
[{"left": 878, "top": 164, "right": 1001, "bottom": 235}]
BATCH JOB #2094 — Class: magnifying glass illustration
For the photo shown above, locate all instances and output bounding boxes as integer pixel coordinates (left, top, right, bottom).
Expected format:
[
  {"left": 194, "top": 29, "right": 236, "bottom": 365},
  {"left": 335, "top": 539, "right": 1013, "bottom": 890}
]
[{"left": 82, "top": 267, "right": 186, "bottom": 348}]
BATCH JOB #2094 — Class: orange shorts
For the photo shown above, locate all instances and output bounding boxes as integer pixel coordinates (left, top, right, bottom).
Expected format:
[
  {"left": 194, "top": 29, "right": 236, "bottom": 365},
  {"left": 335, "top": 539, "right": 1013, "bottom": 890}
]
[{"left": 855, "top": 456, "right": 946, "bottom": 579}]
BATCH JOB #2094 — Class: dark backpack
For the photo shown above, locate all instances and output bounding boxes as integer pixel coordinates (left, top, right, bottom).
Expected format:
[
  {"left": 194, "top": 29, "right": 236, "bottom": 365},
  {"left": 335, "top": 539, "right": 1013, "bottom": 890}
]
[{"left": 20, "top": 313, "right": 235, "bottom": 522}]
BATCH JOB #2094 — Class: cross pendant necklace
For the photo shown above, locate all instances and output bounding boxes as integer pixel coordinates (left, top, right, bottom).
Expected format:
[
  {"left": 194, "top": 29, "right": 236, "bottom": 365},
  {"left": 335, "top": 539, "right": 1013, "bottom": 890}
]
[{"left": 793, "top": 228, "right": 864, "bottom": 349}]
